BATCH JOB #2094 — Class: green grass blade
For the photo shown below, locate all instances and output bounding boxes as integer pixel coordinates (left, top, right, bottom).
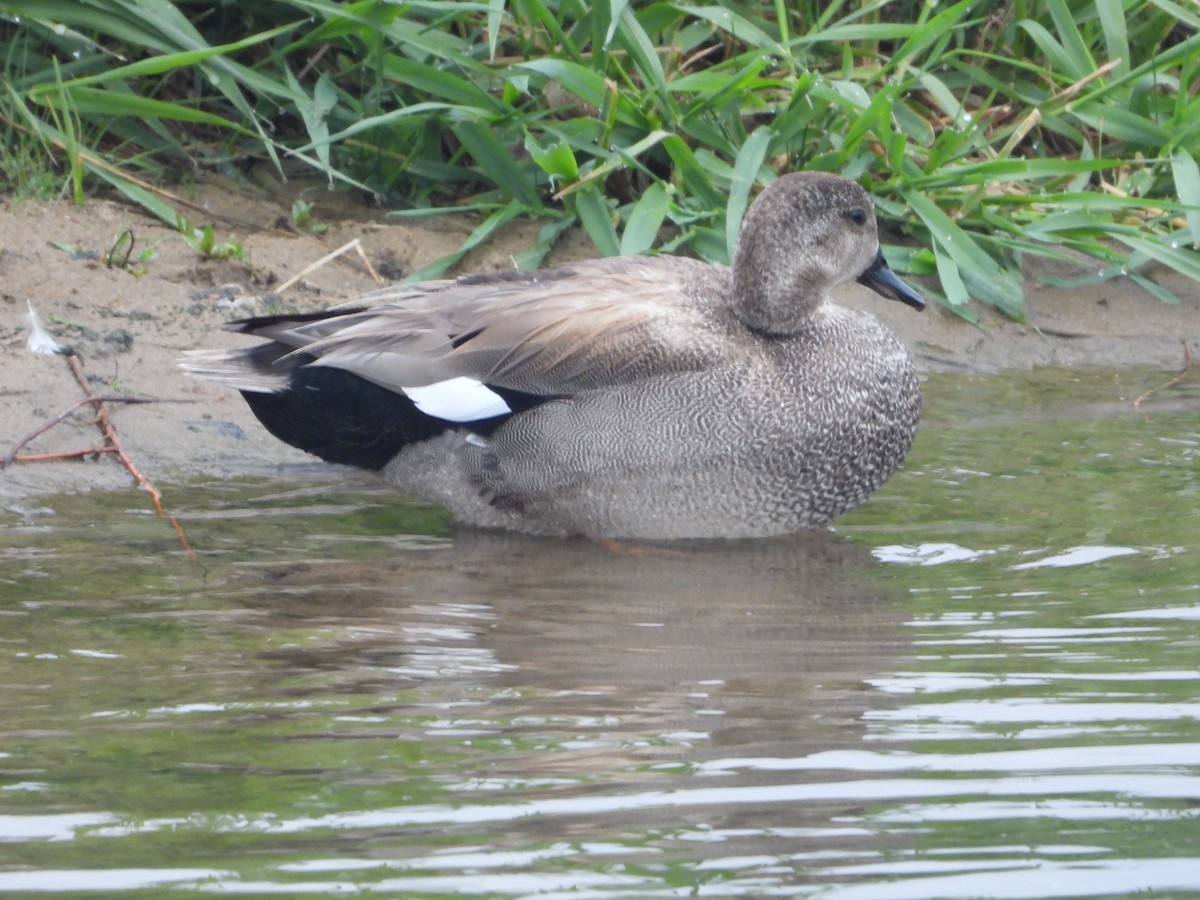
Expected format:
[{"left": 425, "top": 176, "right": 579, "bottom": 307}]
[
  {"left": 85, "top": 164, "right": 187, "bottom": 229},
  {"left": 661, "top": 135, "right": 724, "bottom": 209},
  {"left": 932, "top": 243, "right": 971, "bottom": 311},
  {"left": 506, "top": 0, "right": 586, "bottom": 65},
  {"left": 725, "top": 126, "right": 772, "bottom": 262},
  {"left": 31, "top": 86, "right": 247, "bottom": 131},
  {"left": 1116, "top": 233, "right": 1200, "bottom": 283},
  {"left": 573, "top": 186, "right": 621, "bottom": 257},
  {"left": 286, "top": 101, "right": 457, "bottom": 154},
  {"left": 1169, "top": 147, "right": 1200, "bottom": 248},
  {"left": 486, "top": 0, "right": 506, "bottom": 60},
  {"left": 512, "top": 215, "right": 575, "bottom": 271},
  {"left": 603, "top": 0, "right": 632, "bottom": 48},
  {"left": 672, "top": 4, "right": 787, "bottom": 54},
  {"left": 877, "top": 0, "right": 976, "bottom": 78},
  {"left": 1070, "top": 102, "right": 1171, "bottom": 146},
  {"left": 790, "top": 22, "right": 924, "bottom": 47},
  {"left": 1129, "top": 271, "right": 1183, "bottom": 305},
  {"left": 553, "top": 129, "right": 670, "bottom": 199},
  {"left": 1095, "top": 0, "right": 1130, "bottom": 76},
  {"left": 381, "top": 56, "right": 502, "bottom": 109},
  {"left": 404, "top": 199, "right": 525, "bottom": 281},
  {"left": 453, "top": 119, "right": 542, "bottom": 208},
  {"left": 903, "top": 189, "right": 1025, "bottom": 318},
  {"left": 620, "top": 180, "right": 669, "bottom": 255},
  {"left": 612, "top": 3, "right": 672, "bottom": 112},
  {"left": 525, "top": 135, "right": 580, "bottom": 188},
  {"left": 30, "top": 20, "right": 300, "bottom": 90},
  {"left": 1014, "top": 20, "right": 1075, "bottom": 78},
  {"left": 516, "top": 59, "right": 649, "bottom": 129},
  {"left": 285, "top": 68, "right": 336, "bottom": 179},
  {"left": 1045, "top": 0, "right": 1095, "bottom": 79}
]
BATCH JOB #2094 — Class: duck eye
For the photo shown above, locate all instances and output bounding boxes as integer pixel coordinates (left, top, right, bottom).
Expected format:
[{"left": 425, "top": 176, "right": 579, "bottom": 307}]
[{"left": 847, "top": 208, "right": 867, "bottom": 226}]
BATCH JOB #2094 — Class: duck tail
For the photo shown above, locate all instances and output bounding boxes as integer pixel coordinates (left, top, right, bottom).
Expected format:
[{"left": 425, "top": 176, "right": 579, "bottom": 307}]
[
  {"left": 178, "top": 344, "right": 295, "bottom": 393},
  {"left": 180, "top": 345, "right": 449, "bottom": 472}
]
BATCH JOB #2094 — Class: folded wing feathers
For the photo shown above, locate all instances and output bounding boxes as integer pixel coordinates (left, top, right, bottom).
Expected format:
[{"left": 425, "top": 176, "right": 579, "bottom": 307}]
[{"left": 184, "top": 259, "right": 727, "bottom": 397}]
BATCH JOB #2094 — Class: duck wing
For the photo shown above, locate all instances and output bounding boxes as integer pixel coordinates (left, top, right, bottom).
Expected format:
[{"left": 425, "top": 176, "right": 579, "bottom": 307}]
[{"left": 189, "top": 257, "right": 731, "bottom": 397}]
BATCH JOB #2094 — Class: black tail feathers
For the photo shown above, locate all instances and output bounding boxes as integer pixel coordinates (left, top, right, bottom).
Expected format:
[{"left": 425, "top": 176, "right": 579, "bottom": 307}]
[{"left": 242, "top": 364, "right": 447, "bottom": 471}]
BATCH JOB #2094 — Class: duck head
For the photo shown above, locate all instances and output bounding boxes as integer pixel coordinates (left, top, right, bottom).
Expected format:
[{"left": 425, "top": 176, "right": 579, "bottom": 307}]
[{"left": 732, "top": 172, "right": 925, "bottom": 337}]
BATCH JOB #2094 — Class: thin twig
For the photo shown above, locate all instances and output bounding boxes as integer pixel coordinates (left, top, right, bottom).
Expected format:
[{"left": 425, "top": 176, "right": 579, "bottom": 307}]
[
  {"left": 1054, "top": 58, "right": 1122, "bottom": 107},
  {"left": 5, "top": 353, "right": 197, "bottom": 559},
  {"left": 1133, "top": 340, "right": 1194, "bottom": 412},
  {"left": 998, "top": 108, "right": 1041, "bottom": 158},
  {"left": 295, "top": 43, "right": 331, "bottom": 81},
  {"left": 62, "top": 355, "right": 196, "bottom": 559},
  {"left": 12, "top": 448, "right": 118, "bottom": 463},
  {"left": 273, "top": 238, "right": 385, "bottom": 294},
  {"left": 3, "top": 393, "right": 158, "bottom": 468}
]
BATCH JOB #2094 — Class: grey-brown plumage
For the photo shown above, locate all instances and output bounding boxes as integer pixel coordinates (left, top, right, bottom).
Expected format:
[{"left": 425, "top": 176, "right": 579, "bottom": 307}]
[{"left": 181, "top": 172, "right": 925, "bottom": 539}]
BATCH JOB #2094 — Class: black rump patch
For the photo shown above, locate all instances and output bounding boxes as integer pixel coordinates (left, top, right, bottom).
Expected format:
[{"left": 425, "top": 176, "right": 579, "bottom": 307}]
[
  {"left": 242, "top": 365, "right": 446, "bottom": 471},
  {"left": 240, "top": 365, "right": 558, "bottom": 470}
]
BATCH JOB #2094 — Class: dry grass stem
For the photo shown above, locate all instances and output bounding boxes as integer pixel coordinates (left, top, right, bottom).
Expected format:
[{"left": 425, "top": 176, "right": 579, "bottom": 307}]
[
  {"left": 274, "top": 238, "right": 385, "bottom": 295},
  {"left": 1132, "top": 341, "right": 1195, "bottom": 412}
]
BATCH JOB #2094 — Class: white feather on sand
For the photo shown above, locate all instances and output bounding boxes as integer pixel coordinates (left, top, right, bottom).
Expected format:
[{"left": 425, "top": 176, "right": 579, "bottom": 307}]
[{"left": 25, "top": 302, "right": 63, "bottom": 356}]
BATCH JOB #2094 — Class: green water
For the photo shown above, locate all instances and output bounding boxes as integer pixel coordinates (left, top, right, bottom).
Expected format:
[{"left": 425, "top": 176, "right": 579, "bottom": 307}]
[{"left": 1, "top": 369, "right": 1198, "bottom": 898}]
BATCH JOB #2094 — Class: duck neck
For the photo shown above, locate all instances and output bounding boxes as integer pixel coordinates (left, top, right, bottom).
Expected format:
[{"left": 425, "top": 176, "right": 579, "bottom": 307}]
[{"left": 732, "top": 268, "right": 822, "bottom": 338}]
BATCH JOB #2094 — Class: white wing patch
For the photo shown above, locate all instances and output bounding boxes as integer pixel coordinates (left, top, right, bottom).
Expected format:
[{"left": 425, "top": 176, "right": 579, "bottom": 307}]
[{"left": 401, "top": 376, "right": 511, "bottom": 423}]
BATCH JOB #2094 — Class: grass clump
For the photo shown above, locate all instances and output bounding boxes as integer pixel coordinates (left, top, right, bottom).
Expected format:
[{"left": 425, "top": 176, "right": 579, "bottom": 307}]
[{"left": 1, "top": 1, "right": 1198, "bottom": 318}]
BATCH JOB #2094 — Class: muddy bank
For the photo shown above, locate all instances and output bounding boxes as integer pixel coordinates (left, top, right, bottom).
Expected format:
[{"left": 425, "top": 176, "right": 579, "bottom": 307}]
[{"left": 1, "top": 177, "right": 1196, "bottom": 503}]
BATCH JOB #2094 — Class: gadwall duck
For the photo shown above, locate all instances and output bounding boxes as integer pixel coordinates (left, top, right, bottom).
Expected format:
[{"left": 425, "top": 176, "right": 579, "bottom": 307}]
[{"left": 182, "top": 172, "right": 925, "bottom": 539}]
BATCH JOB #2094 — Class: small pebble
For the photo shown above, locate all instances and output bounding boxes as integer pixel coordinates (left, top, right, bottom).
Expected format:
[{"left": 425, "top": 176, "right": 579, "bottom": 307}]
[{"left": 103, "top": 328, "right": 134, "bottom": 353}]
